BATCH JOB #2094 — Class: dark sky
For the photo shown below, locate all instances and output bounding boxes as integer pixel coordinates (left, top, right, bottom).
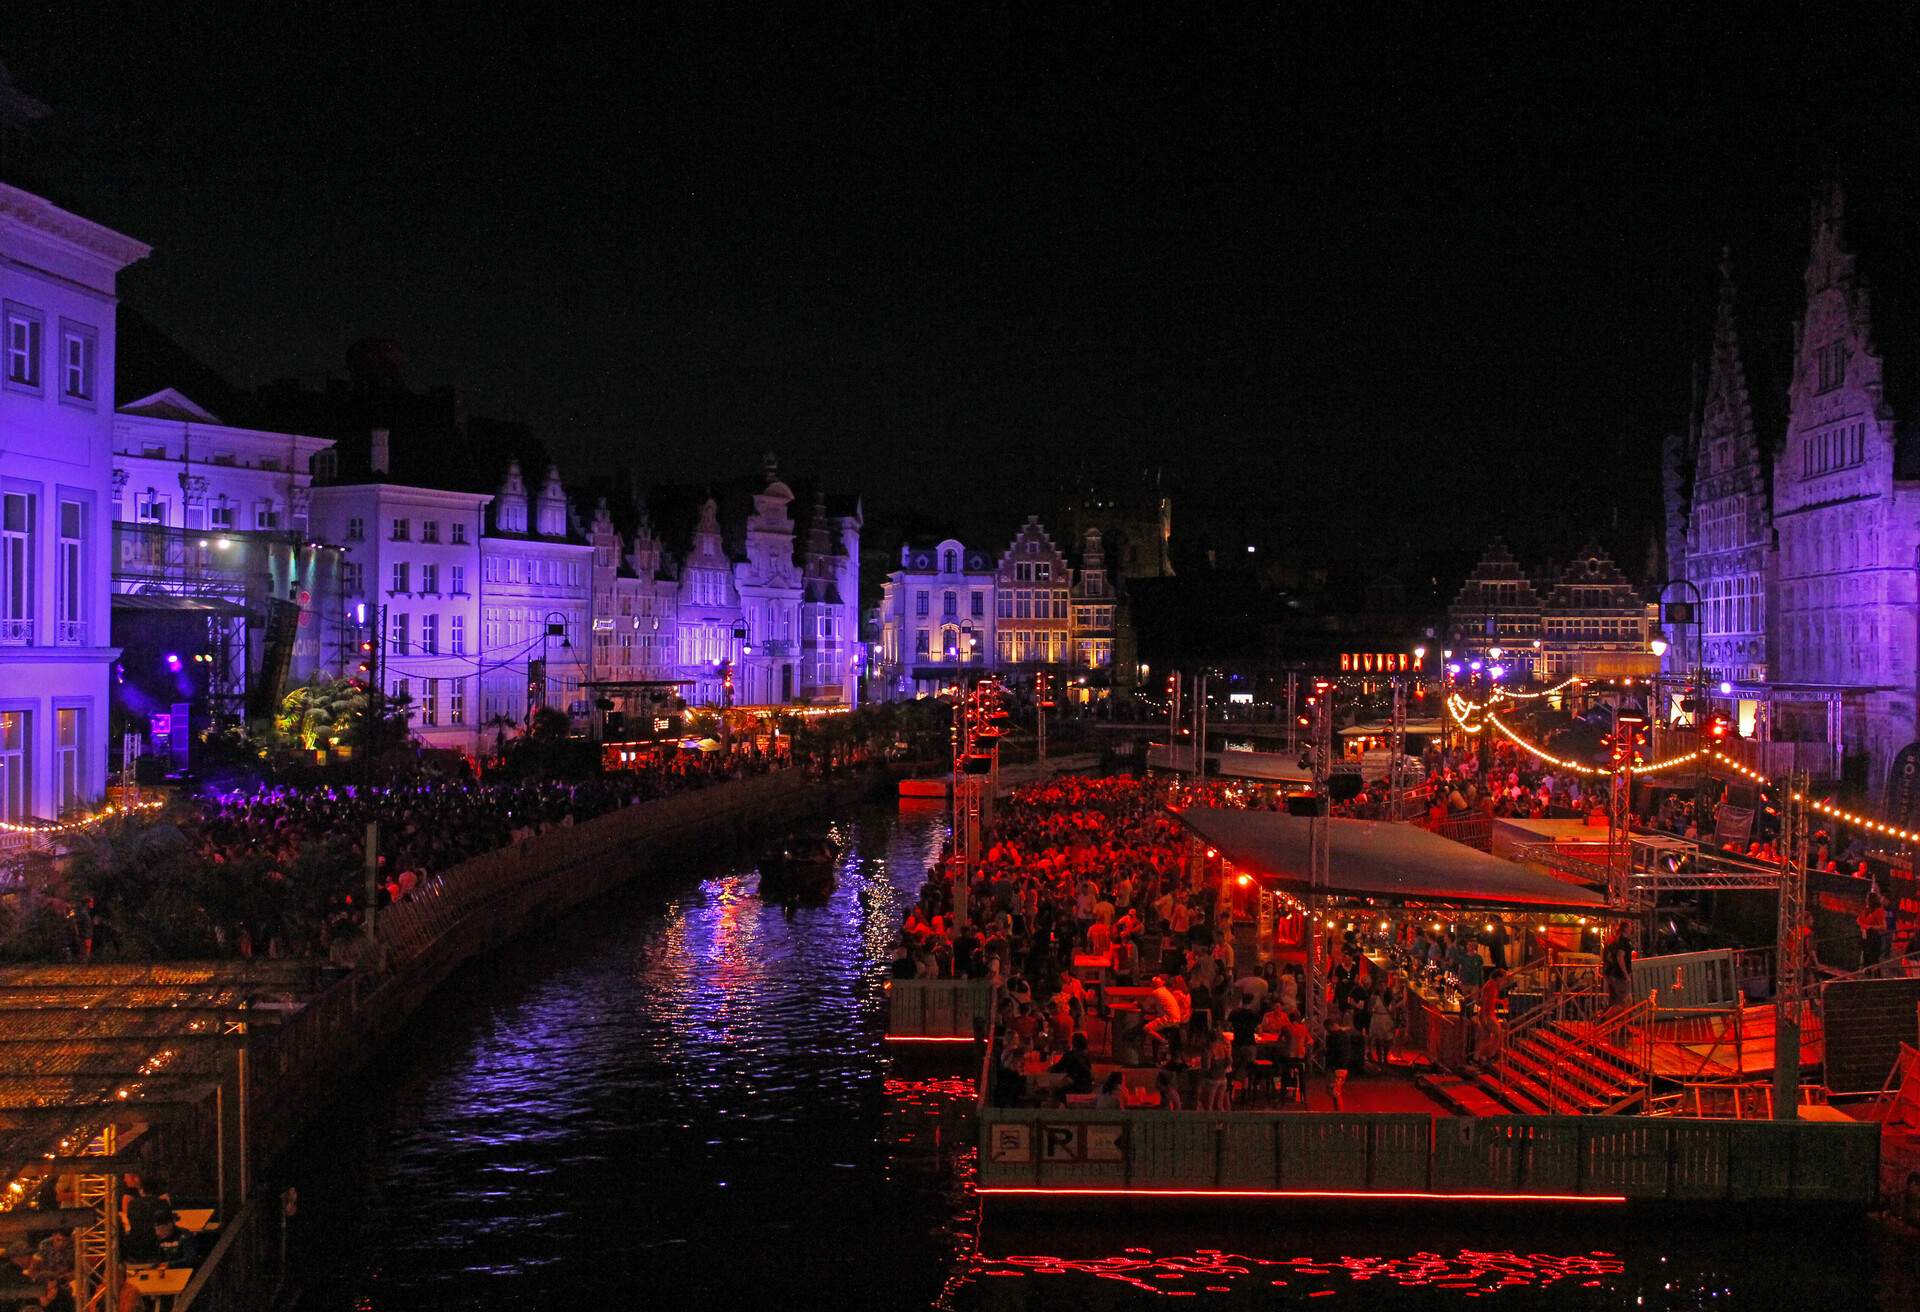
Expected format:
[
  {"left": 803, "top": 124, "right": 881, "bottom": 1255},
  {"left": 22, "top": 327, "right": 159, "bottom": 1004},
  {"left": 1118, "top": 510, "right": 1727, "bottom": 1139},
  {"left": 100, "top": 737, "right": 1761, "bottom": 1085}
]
[{"left": 7, "top": 7, "right": 1920, "bottom": 567}]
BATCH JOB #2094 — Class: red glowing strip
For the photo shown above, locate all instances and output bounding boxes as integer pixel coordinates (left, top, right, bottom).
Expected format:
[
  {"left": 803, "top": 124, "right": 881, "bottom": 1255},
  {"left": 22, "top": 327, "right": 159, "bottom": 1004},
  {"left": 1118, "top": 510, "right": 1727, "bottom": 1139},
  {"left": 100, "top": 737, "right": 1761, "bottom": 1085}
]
[
  {"left": 975, "top": 1187, "right": 1626, "bottom": 1203},
  {"left": 884, "top": 1034, "right": 978, "bottom": 1044}
]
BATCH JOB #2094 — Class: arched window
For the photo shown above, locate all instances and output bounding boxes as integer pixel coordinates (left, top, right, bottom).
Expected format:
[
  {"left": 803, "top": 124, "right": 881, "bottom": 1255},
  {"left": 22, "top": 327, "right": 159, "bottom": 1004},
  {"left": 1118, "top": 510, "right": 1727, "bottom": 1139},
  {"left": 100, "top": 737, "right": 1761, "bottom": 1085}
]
[{"left": 942, "top": 550, "right": 956, "bottom": 573}]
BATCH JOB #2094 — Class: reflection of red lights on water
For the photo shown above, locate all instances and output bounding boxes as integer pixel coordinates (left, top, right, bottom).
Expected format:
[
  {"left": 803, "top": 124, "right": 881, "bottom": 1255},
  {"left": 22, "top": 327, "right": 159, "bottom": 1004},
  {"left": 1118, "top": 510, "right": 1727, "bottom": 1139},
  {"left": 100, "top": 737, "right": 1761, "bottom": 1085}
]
[
  {"left": 976, "top": 1186, "right": 1625, "bottom": 1203},
  {"left": 883, "top": 1034, "right": 977, "bottom": 1043},
  {"left": 965, "top": 1247, "right": 1628, "bottom": 1297}
]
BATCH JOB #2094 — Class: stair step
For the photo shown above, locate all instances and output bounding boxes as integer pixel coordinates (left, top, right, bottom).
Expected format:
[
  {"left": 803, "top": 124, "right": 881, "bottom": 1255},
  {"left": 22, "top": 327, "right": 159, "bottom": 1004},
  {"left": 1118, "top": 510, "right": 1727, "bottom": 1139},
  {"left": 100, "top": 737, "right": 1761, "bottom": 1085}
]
[
  {"left": 1542, "top": 1020, "right": 1644, "bottom": 1075},
  {"left": 1511, "top": 1033, "right": 1639, "bottom": 1102}
]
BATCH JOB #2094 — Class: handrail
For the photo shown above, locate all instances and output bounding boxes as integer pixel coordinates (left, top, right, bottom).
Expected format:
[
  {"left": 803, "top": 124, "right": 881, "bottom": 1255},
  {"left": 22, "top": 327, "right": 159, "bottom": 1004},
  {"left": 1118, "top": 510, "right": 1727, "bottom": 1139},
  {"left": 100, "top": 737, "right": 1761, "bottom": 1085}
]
[{"left": 1821, "top": 947, "right": 1920, "bottom": 987}]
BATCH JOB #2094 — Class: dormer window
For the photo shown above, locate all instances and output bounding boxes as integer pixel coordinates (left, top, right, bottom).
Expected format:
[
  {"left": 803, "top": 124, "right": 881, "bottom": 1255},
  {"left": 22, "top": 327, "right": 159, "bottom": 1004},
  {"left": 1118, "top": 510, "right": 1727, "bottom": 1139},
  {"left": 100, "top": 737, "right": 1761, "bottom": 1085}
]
[{"left": 942, "top": 550, "right": 956, "bottom": 573}]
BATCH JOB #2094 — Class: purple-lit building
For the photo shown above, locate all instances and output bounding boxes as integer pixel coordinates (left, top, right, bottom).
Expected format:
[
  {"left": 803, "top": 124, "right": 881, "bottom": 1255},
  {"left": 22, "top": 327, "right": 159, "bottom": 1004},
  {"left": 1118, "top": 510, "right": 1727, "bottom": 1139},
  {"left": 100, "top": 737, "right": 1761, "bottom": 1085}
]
[{"left": 0, "top": 182, "right": 149, "bottom": 817}]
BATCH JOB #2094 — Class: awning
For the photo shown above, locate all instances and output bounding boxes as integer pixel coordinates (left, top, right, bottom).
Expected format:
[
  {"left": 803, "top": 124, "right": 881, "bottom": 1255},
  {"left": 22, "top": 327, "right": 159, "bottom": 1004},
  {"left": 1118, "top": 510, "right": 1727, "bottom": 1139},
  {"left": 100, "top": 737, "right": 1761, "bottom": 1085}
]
[
  {"left": 1171, "top": 807, "right": 1612, "bottom": 912},
  {"left": 111, "top": 593, "right": 252, "bottom": 619}
]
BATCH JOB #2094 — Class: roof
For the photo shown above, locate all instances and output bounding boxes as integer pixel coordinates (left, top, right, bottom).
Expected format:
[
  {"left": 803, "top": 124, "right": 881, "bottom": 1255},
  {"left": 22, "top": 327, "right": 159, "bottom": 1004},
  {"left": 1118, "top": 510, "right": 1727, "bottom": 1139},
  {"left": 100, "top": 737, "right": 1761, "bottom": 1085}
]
[
  {"left": 110, "top": 594, "right": 252, "bottom": 618},
  {"left": 1170, "top": 808, "right": 1611, "bottom": 912}
]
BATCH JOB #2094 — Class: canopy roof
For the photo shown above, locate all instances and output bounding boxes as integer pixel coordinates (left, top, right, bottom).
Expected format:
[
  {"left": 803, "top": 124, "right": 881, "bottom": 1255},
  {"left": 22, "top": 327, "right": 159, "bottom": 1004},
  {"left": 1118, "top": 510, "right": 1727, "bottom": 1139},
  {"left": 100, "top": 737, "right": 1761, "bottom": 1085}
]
[{"left": 1172, "top": 808, "right": 1611, "bottom": 912}]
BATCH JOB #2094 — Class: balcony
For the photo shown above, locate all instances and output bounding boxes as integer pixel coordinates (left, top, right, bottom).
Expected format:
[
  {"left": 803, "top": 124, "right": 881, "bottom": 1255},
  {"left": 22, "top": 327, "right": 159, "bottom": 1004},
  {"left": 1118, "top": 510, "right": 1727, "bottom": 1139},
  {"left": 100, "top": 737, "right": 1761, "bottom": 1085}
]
[
  {"left": 754, "top": 639, "right": 797, "bottom": 657},
  {"left": 54, "top": 620, "right": 84, "bottom": 647},
  {"left": 0, "top": 618, "right": 29, "bottom": 646}
]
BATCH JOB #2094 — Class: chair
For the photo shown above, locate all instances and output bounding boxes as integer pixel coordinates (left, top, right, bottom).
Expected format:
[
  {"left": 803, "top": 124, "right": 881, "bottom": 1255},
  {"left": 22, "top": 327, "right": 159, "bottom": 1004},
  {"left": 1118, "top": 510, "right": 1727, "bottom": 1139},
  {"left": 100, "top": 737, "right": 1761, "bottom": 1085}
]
[{"left": 1244, "top": 1058, "right": 1278, "bottom": 1106}]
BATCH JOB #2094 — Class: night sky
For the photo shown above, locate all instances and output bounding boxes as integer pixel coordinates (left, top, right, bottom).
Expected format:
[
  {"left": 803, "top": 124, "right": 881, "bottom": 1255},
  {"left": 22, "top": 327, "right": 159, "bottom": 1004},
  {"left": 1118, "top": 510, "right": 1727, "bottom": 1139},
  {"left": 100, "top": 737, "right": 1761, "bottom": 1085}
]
[{"left": 7, "top": 8, "right": 1920, "bottom": 566}]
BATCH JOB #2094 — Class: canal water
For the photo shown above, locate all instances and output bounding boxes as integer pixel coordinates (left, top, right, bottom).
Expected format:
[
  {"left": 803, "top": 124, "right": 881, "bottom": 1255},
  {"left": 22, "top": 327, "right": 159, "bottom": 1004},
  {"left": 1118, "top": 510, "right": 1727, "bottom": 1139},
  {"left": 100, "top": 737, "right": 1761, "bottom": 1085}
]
[{"left": 280, "top": 801, "right": 1919, "bottom": 1310}]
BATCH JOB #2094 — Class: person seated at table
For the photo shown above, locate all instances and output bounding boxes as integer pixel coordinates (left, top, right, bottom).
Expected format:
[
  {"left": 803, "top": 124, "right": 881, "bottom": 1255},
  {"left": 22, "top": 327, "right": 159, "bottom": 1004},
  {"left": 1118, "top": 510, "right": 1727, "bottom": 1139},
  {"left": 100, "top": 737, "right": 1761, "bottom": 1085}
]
[
  {"left": 994, "top": 1037, "right": 1031, "bottom": 1107},
  {"left": 25, "top": 1231, "right": 70, "bottom": 1285},
  {"left": 1142, "top": 974, "right": 1183, "bottom": 1058},
  {"left": 31, "top": 1277, "right": 75, "bottom": 1312},
  {"left": 1049, "top": 1033, "right": 1095, "bottom": 1097},
  {"left": 1094, "top": 1070, "right": 1126, "bottom": 1110},
  {"left": 151, "top": 1217, "right": 196, "bottom": 1267},
  {"left": 1227, "top": 992, "right": 1262, "bottom": 1074}
]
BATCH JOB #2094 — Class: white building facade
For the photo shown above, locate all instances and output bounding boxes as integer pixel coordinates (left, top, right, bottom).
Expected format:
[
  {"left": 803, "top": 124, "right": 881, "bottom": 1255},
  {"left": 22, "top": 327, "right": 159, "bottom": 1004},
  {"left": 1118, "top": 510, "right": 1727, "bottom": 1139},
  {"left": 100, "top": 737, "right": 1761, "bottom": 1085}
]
[
  {"left": 0, "top": 183, "right": 148, "bottom": 818},
  {"left": 479, "top": 462, "right": 592, "bottom": 730},
  {"left": 308, "top": 472, "right": 491, "bottom": 753}
]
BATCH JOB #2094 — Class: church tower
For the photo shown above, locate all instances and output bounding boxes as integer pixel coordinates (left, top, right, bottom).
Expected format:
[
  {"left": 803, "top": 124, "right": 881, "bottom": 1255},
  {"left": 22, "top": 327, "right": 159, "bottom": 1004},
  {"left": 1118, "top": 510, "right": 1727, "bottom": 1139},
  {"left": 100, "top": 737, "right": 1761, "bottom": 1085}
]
[{"left": 1677, "top": 249, "right": 1773, "bottom": 685}]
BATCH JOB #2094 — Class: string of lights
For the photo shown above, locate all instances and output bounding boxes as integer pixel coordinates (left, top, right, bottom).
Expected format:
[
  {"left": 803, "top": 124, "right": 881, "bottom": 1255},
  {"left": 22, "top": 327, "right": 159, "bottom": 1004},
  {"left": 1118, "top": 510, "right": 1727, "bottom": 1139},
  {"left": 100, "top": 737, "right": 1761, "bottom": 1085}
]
[{"left": 0, "top": 799, "right": 164, "bottom": 836}]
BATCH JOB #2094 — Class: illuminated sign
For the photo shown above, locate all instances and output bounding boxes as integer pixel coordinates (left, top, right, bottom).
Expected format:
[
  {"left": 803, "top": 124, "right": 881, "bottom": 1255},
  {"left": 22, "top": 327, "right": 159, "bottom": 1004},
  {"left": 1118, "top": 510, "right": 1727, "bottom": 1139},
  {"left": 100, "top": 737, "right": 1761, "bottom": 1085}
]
[{"left": 1339, "top": 652, "right": 1423, "bottom": 673}]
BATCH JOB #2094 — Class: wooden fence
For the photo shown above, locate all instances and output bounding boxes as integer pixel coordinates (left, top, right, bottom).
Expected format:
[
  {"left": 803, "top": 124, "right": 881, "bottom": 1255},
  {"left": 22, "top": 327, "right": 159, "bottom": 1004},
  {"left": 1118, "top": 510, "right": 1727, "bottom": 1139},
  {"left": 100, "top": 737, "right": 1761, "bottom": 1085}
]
[
  {"left": 975, "top": 1107, "right": 1881, "bottom": 1205},
  {"left": 885, "top": 978, "right": 994, "bottom": 1039}
]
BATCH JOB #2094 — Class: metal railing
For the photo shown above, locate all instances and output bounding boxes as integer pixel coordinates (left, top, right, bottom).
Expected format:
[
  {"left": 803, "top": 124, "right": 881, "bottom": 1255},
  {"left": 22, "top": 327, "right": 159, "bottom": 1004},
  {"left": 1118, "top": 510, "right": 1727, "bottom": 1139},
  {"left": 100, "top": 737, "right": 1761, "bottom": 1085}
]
[
  {"left": 174, "top": 1194, "right": 277, "bottom": 1312},
  {"left": 0, "top": 617, "right": 29, "bottom": 645}
]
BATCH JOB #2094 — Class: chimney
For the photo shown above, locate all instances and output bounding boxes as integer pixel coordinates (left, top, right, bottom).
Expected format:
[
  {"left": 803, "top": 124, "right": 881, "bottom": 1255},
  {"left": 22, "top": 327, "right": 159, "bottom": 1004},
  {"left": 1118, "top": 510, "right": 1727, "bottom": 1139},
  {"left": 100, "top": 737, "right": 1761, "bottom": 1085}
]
[{"left": 370, "top": 428, "right": 390, "bottom": 477}]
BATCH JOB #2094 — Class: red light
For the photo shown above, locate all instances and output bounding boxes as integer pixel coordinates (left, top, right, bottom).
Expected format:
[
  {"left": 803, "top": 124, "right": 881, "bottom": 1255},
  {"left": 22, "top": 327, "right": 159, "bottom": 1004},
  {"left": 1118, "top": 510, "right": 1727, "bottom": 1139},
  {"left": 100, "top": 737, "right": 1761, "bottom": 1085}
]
[
  {"left": 1235, "top": 873, "right": 1252, "bottom": 887},
  {"left": 974, "top": 1186, "right": 1627, "bottom": 1203}
]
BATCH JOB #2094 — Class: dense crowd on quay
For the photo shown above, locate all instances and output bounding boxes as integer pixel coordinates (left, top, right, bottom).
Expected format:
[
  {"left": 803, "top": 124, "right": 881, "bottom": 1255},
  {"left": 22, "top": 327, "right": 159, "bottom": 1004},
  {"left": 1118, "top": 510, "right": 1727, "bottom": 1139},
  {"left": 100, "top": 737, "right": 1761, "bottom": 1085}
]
[{"left": 5, "top": 748, "right": 788, "bottom": 964}]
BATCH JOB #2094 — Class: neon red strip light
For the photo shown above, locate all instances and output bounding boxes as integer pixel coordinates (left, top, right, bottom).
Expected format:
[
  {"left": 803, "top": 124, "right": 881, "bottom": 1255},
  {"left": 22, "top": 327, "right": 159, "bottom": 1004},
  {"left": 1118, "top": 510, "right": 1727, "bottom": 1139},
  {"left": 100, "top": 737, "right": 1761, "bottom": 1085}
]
[
  {"left": 884, "top": 1035, "right": 978, "bottom": 1044},
  {"left": 975, "top": 1186, "right": 1627, "bottom": 1203}
]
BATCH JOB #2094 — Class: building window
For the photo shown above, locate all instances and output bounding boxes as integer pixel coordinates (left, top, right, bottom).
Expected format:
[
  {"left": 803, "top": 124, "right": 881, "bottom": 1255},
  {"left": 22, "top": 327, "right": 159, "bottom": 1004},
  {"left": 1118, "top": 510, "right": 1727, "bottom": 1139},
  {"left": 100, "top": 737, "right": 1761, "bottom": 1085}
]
[
  {"left": 450, "top": 614, "right": 466, "bottom": 655},
  {"left": 391, "top": 612, "right": 409, "bottom": 654},
  {"left": 391, "top": 518, "right": 410, "bottom": 541},
  {"left": 391, "top": 562, "right": 409, "bottom": 594},
  {"left": 450, "top": 564, "right": 465, "bottom": 595},
  {"left": 422, "top": 520, "right": 439, "bottom": 543},
  {"left": 347, "top": 517, "right": 365, "bottom": 541},
  {"left": 136, "top": 493, "right": 166, "bottom": 523},
  {"left": 1, "top": 492, "right": 32, "bottom": 644},
  {"left": 56, "top": 500, "right": 82, "bottom": 646},
  {"left": 915, "top": 591, "right": 929, "bottom": 617},
  {"left": 422, "top": 563, "right": 439, "bottom": 594},
  {"left": 55, "top": 708, "right": 82, "bottom": 815},
  {"left": 451, "top": 522, "right": 467, "bottom": 544},
  {"left": 255, "top": 501, "right": 280, "bottom": 530},
  {"left": 421, "top": 613, "right": 439, "bottom": 655},
  {"left": 971, "top": 591, "right": 984, "bottom": 618},
  {"left": 421, "top": 678, "right": 439, "bottom": 727},
  {"left": 209, "top": 499, "right": 235, "bottom": 529},
  {"left": 997, "top": 592, "right": 1011, "bottom": 620},
  {"left": 0, "top": 711, "right": 25, "bottom": 820},
  {"left": 449, "top": 677, "right": 466, "bottom": 725},
  {"left": 341, "top": 563, "right": 362, "bottom": 593},
  {"left": 942, "top": 550, "right": 956, "bottom": 572},
  {"left": 59, "top": 323, "right": 95, "bottom": 403},
  {"left": 4, "top": 305, "right": 41, "bottom": 390},
  {"left": 943, "top": 590, "right": 957, "bottom": 618},
  {"left": 914, "top": 629, "right": 929, "bottom": 657},
  {"left": 393, "top": 676, "right": 410, "bottom": 711},
  {"left": 1817, "top": 340, "right": 1846, "bottom": 394}
]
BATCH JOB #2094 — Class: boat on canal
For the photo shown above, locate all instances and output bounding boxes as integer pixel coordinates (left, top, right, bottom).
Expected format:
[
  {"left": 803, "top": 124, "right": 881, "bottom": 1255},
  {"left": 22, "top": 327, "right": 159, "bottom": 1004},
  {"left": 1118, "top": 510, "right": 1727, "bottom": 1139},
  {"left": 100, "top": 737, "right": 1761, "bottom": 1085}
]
[{"left": 758, "top": 826, "right": 844, "bottom": 901}]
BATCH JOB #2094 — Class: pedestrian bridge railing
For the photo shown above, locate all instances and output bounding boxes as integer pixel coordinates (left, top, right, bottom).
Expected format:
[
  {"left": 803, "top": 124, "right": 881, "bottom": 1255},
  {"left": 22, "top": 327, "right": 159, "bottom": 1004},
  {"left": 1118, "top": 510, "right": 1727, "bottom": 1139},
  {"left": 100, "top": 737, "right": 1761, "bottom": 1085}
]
[
  {"left": 975, "top": 1107, "right": 1880, "bottom": 1205},
  {"left": 886, "top": 978, "right": 994, "bottom": 1041}
]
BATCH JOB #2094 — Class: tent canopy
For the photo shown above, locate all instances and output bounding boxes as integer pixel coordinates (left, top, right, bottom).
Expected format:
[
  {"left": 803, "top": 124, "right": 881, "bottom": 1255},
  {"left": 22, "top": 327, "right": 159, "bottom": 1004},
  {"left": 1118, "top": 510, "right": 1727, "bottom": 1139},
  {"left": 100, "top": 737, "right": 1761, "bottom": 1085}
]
[{"left": 1172, "top": 808, "right": 1611, "bottom": 913}]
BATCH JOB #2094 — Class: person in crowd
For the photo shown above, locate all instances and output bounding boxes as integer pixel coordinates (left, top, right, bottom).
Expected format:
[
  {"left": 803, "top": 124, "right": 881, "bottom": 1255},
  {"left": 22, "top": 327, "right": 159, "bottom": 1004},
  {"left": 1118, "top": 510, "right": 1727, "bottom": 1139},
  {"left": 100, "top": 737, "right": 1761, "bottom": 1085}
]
[
  {"left": 1094, "top": 1070, "right": 1126, "bottom": 1110},
  {"left": 1049, "top": 1032, "right": 1095, "bottom": 1097},
  {"left": 1602, "top": 923, "right": 1635, "bottom": 1012}
]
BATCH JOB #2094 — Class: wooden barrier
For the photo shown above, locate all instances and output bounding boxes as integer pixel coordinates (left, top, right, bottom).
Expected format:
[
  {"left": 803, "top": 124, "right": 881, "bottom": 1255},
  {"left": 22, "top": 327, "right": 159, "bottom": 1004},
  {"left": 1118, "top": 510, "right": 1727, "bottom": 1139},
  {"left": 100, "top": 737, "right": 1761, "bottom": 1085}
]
[
  {"left": 885, "top": 978, "right": 994, "bottom": 1039},
  {"left": 975, "top": 1107, "right": 1881, "bottom": 1205},
  {"left": 174, "top": 1194, "right": 276, "bottom": 1312}
]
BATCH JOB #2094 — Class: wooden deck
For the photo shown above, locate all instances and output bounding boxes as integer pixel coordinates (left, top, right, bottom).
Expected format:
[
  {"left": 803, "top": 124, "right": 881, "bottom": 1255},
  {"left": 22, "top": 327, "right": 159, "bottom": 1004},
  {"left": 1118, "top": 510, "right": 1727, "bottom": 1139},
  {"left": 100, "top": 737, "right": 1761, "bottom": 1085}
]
[{"left": 1647, "top": 1002, "right": 1824, "bottom": 1079}]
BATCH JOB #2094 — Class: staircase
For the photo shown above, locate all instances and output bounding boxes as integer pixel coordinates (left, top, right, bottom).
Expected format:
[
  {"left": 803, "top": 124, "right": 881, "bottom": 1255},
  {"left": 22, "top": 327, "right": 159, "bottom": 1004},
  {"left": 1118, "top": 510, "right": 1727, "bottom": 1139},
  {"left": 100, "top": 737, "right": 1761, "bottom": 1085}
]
[{"left": 1471, "top": 994, "right": 1653, "bottom": 1116}]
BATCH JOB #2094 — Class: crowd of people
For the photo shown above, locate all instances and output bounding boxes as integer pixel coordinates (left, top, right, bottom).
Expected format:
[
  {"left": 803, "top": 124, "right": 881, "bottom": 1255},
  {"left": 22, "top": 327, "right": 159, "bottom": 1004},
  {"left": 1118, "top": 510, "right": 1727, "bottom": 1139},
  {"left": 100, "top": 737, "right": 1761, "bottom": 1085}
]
[
  {"left": 32, "top": 747, "right": 788, "bottom": 963},
  {"left": 891, "top": 775, "right": 1423, "bottom": 1111}
]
